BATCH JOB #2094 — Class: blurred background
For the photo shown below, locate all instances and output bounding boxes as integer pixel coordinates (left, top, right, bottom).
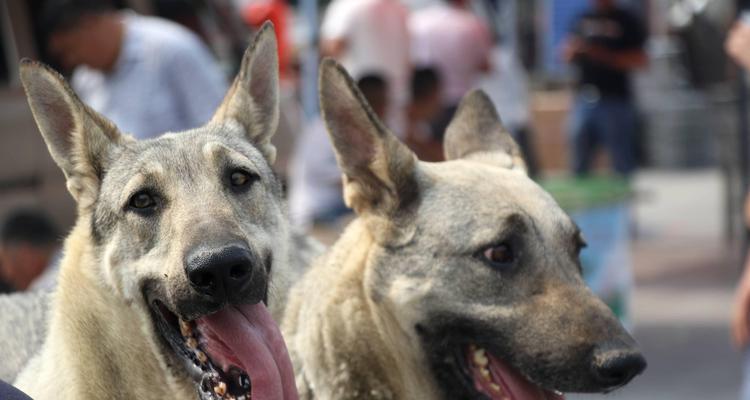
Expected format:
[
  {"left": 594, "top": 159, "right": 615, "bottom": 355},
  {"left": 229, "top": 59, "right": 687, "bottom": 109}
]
[{"left": 0, "top": 0, "right": 747, "bottom": 398}]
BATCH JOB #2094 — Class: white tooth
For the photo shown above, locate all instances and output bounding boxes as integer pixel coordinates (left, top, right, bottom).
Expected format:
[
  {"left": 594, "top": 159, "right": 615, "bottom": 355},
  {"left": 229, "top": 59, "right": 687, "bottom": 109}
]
[
  {"left": 490, "top": 383, "right": 503, "bottom": 393},
  {"left": 554, "top": 390, "right": 563, "bottom": 395},
  {"left": 480, "top": 368, "right": 491, "bottom": 380},
  {"left": 186, "top": 337, "right": 198, "bottom": 349},
  {"left": 196, "top": 351, "right": 208, "bottom": 363},
  {"left": 179, "top": 320, "right": 192, "bottom": 336},
  {"left": 214, "top": 381, "right": 227, "bottom": 396},
  {"left": 473, "top": 349, "right": 488, "bottom": 367}
]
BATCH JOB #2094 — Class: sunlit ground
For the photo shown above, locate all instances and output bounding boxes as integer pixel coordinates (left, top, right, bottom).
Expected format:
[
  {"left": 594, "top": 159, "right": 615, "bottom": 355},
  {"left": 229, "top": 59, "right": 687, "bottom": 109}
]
[{"left": 573, "top": 168, "right": 741, "bottom": 399}]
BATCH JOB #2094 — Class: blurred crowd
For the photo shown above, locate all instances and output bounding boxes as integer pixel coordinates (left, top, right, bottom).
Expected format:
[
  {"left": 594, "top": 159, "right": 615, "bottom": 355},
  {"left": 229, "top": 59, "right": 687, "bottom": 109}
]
[
  {"left": 10, "top": 0, "right": 750, "bottom": 398},
  {"left": 0, "top": 0, "right": 650, "bottom": 287}
]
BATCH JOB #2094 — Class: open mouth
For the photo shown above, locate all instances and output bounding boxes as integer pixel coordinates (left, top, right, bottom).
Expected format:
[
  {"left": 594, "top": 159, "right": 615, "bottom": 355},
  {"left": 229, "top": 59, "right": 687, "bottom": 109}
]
[
  {"left": 150, "top": 300, "right": 298, "bottom": 400},
  {"left": 461, "top": 344, "right": 564, "bottom": 400}
]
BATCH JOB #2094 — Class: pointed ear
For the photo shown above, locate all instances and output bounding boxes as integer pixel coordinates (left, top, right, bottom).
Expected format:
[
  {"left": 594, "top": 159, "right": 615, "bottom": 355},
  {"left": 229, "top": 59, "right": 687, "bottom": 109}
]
[
  {"left": 19, "top": 59, "right": 127, "bottom": 207},
  {"left": 318, "top": 58, "right": 418, "bottom": 221},
  {"left": 210, "top": 21, "right": 279, "bottom": 163},
  {"left": 443, "top": 90, "right": 527, "bottom": 172}
]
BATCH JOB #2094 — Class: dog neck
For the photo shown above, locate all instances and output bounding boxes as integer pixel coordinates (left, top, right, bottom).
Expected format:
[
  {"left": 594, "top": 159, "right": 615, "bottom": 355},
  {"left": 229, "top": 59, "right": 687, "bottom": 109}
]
[
  {"left": 14, "top": 219, "right": 193, "bottom": 400},
  {"left": 284, "top": 219, "right": 440, "bottom": 399}
]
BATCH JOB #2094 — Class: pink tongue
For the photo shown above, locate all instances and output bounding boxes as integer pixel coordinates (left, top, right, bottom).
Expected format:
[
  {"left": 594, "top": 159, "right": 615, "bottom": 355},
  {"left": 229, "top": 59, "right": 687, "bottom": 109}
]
[
  {"left": 471, "top": 349, "right": 565, "bottom": 400},
  {"left": 197, "top": 304, "right": 298, "bottom": 400}
]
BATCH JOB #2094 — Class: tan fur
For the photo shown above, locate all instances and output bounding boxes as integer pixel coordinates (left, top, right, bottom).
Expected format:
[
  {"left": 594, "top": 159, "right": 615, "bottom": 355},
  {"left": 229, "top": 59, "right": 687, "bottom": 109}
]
[
  {"left": 282, "top": 60, "right": 645, "bottom": 399},
  {"left": 16, "top": 220, "right": 194, "bottom": 400},
  {"left": 13, "top": 22, "right": 314, "bottom": 400},
  {"left": 283, "top": 221, "right": 440, "bottom": 400}
]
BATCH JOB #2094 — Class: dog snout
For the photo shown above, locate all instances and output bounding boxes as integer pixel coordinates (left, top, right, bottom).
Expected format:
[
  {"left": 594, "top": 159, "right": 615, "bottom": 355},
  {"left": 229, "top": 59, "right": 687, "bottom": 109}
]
[
  {"left": 184, "top": 244, "right": 265, "bottom": 305},
  {"left": 590, "top": 344, "right": 647, "bottom": 390}
]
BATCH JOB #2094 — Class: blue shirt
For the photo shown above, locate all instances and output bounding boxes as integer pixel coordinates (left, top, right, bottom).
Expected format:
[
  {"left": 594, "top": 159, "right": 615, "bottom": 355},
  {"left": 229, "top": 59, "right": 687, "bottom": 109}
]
[{"left": 73, "top": 13, "right": 228, "bottom": 139}]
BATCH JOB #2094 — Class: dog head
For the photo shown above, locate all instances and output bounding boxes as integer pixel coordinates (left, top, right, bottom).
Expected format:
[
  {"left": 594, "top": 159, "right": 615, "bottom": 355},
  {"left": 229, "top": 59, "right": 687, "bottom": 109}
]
[
  {"left": 318, "top": 59, "right": 646, "bottom": 399},
  {"left": 20, "top": 23, "right": 297, "bottom": 400}
]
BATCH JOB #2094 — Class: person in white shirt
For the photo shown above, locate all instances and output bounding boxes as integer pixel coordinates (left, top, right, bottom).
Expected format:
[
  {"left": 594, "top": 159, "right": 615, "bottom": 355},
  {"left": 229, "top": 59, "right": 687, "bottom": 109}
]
[
  {"left": 288, "top": 75, "right": 389, "bottom": 230},
  {"left": 42, "top": 0, "right": 228, "bottom": 139},
  {"left": 320, "top": 0, "right": 410, "bottom": 136},
  {"left": 409, "top": 0, "right": 492, "bottom": 137}
]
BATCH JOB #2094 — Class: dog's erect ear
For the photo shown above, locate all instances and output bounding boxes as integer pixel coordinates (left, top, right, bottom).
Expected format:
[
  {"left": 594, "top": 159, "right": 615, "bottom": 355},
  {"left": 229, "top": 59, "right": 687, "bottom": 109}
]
[
  {"left": 443, "top": 90, "right": 527, "bottom": 172},
  {"left": 319, "top": 59, "right": 418, "bottom": 227},
  {"left": 211, "top": 21, "right": 279, "bottom": 163},
  {"left": 20, "top": 59, "right": 126, "bottom": 207}
]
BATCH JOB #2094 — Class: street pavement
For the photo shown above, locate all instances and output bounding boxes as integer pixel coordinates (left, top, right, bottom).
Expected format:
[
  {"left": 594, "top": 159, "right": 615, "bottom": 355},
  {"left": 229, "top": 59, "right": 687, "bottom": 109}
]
[{"left": 573, "top": 169, "right": 742, "bottom": 400}]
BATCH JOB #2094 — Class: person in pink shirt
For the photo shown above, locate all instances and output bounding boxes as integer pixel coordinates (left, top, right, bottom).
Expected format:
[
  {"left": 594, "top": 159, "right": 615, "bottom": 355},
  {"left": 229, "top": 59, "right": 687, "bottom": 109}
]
[
  {"left": 320, "top": 0, "right": 410, "bottom": 136},
  {"left": 409, "top": 0, "right": 492, "bottom": 138}
]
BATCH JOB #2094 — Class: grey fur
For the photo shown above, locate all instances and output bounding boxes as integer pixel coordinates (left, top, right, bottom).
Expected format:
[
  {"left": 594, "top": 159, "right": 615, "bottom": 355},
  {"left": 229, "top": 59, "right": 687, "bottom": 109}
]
[
  {"left": 0, "top": 290, "right": 51, "bottom": 382},
  {"left": 283, "top": 60, "right": 646, "bottom": 399},
  {"left": 9, "top": 22, "right": 318, "bottom": 400}
]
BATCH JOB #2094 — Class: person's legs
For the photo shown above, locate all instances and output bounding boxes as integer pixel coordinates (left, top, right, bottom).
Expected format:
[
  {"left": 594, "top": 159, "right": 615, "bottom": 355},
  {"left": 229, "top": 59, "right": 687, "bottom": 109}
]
[
  {"left": 431, "top": 104, "right": 458, "bottom": 141},
  {"left": 509, "top": 125, "right": 538, "bottom": 177},
  {"left": 742, "top": 349, "right": 750, "bottom": 400},
  {"left": 599, "top": 98, "right": 637, "bottom": 176},
  {"left": 569, "top": 97, "right": 598, "bottom": 176}
]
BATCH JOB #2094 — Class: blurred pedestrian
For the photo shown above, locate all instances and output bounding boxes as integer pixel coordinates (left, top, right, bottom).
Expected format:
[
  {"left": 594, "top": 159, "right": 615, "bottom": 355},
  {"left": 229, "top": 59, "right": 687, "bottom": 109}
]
[
  {"left": 241, "top": 0, "right": 303, "bottom": 178},
  {"left": 725, "top": 15, "right": 750, "bottom": 400},
  {"left": 320, "top": 0, "right": 410, "bottom": 136},
  {"left": 41, "top": 0, "right": 228, "bottom": 139},
  {"left": 405, "top": 67, "right": 444, "bottom": 162},
  {"left": 0, "top": 209, "right": 60, "bottom": 293},
  {"left": 288, "top": 74, "right": 389, "bottom": 230},
  {"left": 241, "top": 0, "right": 293, "bottom": 81},
  {"left": 727, "top": 15, "right": 750, "bottom": 71},
  {"left": 562, "top": 0, "right": 647, "bottom": 177},
  {"left": 409, "top": 0, "right": 492, "bottom": 138},
  {"left": 732, "top": 193, "right": 750, "bottom": 400},
  {"left": 478, "top": 44, "right": 538, "bottom": 177}
]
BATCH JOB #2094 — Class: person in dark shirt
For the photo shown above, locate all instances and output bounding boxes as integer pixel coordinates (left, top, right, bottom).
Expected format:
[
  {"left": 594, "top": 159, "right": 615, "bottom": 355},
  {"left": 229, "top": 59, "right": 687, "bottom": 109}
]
[
  {"left": 0, "top": 380, "right": 32, "bottom": 400},
  {"left": 0, "top": 209, "right": 60, "bottom": 292},
  {"left": 0, "top": 275, "right": 13, "bottom": 294},
  {"left": 562, "top": 0, "right": 647, "bottom": 176}
]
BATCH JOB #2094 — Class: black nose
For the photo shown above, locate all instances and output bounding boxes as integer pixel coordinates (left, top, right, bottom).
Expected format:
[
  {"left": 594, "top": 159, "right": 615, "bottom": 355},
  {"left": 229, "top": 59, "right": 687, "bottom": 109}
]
[
  {"left": 185, "top": 245, "right": 258, "bottom": 304},
  {"left": 591, "top": 346, "right": 647, "bottom": 389}
]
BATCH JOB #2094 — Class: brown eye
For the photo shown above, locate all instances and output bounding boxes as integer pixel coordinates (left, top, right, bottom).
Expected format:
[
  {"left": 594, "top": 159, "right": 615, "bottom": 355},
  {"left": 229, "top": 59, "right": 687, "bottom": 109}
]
[
  {"left": 229, "top": 170, "right": 254, "bottom": 188},
  {"left": 128, "top": 191, "right": 156, "bottom": 211},
  {"left": 481, "top": 243, "right": 515, "bottom": 267}
]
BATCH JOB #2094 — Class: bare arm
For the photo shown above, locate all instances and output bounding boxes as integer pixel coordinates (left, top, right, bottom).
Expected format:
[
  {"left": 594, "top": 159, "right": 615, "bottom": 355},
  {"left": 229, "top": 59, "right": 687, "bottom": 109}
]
[
  {"left": 320, "top": 38, "right": 348, "bottom": 59},
  {"left": 561, "top": 36, "right": 584, "bottom": 64},
  {"left": 727, "top": 21, "right": 750, "bottom": 70},
  {"left": 580, "top": 44, "right": 647, "bottom": 71},
  {"left": 732, "top": 194, "right": 750, "bottom": 348}
]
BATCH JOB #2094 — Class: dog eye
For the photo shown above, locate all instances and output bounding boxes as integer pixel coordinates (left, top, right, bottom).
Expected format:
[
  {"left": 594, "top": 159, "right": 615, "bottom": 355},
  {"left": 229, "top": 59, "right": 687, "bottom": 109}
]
[
  {"left": 128, "top": 191, "right": 156, "bottom": 211},
  {"left": 481, "top": 243, "right": 515, "bottom": 267},
  {"left": 228, "top": 169, "right": 257, "bottom": 189}
]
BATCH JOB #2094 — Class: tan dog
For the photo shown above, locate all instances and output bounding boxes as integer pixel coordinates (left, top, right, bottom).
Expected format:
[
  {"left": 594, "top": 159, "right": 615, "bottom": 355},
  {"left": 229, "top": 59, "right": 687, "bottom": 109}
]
[
  {"left": 14, "top": 23, "right": 302, "bottom": 400},
  {"left": 282, "top": 60, "right": 646, "bottom": 400}
]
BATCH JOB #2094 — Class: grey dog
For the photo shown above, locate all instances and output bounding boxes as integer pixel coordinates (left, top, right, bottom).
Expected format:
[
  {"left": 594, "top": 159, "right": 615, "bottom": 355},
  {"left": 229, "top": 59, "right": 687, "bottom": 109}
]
[
  {"left": 282, "top": 59, "right": 646, "bottom": 400},
  {"left": 6, "top": 23, "right": 311, "bottom": 400}
]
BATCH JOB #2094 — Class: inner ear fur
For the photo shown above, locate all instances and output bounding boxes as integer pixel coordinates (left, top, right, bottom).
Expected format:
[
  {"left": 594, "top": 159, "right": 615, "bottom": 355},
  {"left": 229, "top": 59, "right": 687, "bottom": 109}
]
[
  {"left": 19, "top": 59, "right": 127, "bottom": 207},
  {"left": 318, "top": 58, "right": 420, "bottom": 244},
  {"left": 210, "top": 21, "right": 280, "bottom": 164},
  {"left": 443, "top": 90, "right": 527, "bottom": 173}
]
